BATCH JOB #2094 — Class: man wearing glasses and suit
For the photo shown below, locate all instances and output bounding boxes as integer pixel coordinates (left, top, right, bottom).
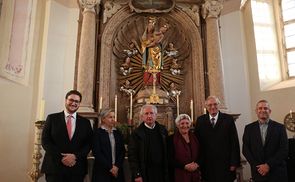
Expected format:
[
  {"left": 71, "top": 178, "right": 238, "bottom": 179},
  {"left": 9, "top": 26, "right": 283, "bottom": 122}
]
[
  {"left": 41, "top": 90, "right": 93, "bottom": 182},
  {"left": 194, "top": 96, "right": 240, "bottom": 182}
]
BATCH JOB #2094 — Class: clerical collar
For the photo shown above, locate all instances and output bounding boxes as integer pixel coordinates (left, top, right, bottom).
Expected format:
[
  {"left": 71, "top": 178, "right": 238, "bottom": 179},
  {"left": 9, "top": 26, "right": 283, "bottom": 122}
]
[
  {"left": 101, "top": 125, "right": 116, "bottom": 133},
  {"left": 209, "top": 112, "right": 219, "bottom": 121},
  {"left": 144, "top": 122, "right": 156, "bottom": 129},
  {"left": 64, "top": 110, "right": 77, "bottom": 119}
]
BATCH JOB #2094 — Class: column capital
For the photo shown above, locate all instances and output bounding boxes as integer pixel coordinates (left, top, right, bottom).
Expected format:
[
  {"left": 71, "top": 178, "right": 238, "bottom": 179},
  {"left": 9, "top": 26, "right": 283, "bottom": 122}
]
[
  {"left": 202, "top": 0, "right": 223, "bottom": 19},
  {"left": 79, "top": 0, "right": 100, "bottom": 12}
]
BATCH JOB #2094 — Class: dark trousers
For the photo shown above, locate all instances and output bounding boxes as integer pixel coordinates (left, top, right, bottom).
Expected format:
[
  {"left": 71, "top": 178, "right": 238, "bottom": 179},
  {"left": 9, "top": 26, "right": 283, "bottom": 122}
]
[{"left": 45, "top": 173, "right": 85, "bottom": 182}]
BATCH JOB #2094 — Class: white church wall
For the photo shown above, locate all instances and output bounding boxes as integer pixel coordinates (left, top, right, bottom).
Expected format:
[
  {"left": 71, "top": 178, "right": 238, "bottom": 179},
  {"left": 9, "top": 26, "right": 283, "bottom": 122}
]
[
  {"left": 0, "top": 0, "right": 79, "bottom": 181},
  {"left": 242, "top": 1, "right": 295, "bottom": 138},
  {"left": 0, "top": 0, "right": 43, "bottom": 181},
  {"left": 42, "top": 0, "right": 79, "bottom": 117},
  {"left": 220, "top": 10, "right": 252, "bottom": 181}
]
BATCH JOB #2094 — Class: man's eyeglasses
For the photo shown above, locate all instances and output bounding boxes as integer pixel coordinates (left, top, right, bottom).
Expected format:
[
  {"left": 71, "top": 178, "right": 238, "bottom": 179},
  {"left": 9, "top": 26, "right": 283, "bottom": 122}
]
[{"left": 68, "top": 98, "right": 80, "bottom": 103}]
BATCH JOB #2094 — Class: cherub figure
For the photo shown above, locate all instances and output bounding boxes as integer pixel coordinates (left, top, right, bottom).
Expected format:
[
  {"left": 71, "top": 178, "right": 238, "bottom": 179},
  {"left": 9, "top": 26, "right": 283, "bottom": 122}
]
[
  {"left": 120, "top": 42, "right": 137, "bottom": 75},
  {"left": 165, "top": 42, "right": 178, "bottom": 57},
  {"left": 170, "top": 58, "right": 181, "bottom": 75},
  {"left": 168, "top": 82, "right": 181, "bottom": 97},
  {"left": 120, "top": 80, "right": 135, "bottom": 95},
  {"left": 123, "top": 42, "right": 138, "bottom": 57}
]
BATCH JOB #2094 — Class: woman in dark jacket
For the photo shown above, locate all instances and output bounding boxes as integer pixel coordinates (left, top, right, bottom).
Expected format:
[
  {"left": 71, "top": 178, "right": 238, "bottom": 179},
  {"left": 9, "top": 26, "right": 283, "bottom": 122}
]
[
  {"left": 168, "top": 114, "right": 200, "bottom": 182},
  {"left": 92, "top": 109, "right": 125, "bottom": 182}
]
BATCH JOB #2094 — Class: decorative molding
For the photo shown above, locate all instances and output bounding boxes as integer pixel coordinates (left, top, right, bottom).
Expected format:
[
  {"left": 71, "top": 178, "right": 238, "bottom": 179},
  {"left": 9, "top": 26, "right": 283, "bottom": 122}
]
[
  {"left": 79, "top": 0, "right": 100, "bottom": 12},
  {"left": 177, "top": 3, "right": 200, "bottom": 27},
  {"left": 103, "top": 0, "right": 126, "bottom": 24},
  {"left": 129, "top": 0, "right": 175, "bottom": 13},
  {"left": 202, "top": 0, "right": 224, "bottom": 19},
  {"left": 98, "top": 6, "right": 205, "bottom": 117}
]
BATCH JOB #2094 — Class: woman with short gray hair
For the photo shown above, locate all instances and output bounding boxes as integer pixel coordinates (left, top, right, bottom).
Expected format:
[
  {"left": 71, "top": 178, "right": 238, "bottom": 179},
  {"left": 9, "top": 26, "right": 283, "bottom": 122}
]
[{"left": 168, "top": 113, "right": 200, "bottom": 182}]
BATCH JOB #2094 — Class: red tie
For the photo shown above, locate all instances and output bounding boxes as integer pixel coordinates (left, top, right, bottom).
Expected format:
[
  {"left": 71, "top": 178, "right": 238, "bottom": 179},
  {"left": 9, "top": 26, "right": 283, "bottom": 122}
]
[{"left": 67, "top": 115, "right": 72, "bottom": 140}]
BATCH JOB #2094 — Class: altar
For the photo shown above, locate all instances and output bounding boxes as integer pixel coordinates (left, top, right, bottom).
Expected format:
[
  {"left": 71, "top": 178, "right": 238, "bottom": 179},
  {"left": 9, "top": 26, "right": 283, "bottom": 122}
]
[{"left": 74, "top": 0, "right": 227, "bottom": 130}]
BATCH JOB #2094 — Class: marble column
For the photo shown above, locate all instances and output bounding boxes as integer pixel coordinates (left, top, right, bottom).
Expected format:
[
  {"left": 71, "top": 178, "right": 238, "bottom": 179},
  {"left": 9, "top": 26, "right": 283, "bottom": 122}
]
[
  {"left": 202, "top": 0, "right": 227, "bottom": 109},
  {"left": 77, "top": 0, "right": 100, "bottom": 112}
]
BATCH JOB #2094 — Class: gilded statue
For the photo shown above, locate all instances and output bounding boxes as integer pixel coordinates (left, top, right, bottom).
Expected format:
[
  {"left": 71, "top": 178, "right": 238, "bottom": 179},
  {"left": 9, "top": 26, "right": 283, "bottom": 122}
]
[{"left": 141, "top": 17, "right": 169, "bottom": 71}]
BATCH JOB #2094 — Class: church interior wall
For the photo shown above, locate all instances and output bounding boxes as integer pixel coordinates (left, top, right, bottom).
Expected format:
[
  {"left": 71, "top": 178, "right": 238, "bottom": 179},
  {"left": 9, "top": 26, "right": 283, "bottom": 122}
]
[
  {"left": 42, "top": 0, "right": 79, "bottom": 115},
  {"left": 0, "top": 0, "right": 294, "bottom": 181},
  {"left": 242, "top": 1, "right": 295, "bottom": 138},
  {"left": 220, "top": 10, "right": 252, "bottom": 180},
  {"left": 0, "top": 0, "right": 79, "bottom": 181}
]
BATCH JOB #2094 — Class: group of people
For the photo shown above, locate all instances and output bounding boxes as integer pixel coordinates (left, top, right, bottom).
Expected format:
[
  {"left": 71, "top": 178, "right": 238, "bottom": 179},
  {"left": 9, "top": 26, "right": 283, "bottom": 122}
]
[{"left": 41, "top": 90, "right": 289, "bottom": 182}]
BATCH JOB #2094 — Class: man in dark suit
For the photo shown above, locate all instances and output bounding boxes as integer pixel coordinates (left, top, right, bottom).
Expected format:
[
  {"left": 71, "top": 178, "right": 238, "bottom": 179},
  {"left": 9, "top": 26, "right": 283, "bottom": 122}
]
[
  {"left": 242, "top": 99, "right": 288, "bottom": 182},
  {"left": 41, "top": 90, "right": 93, "bottom": 182},
  {"left": 128, "top": 104, "right": 169, "bottom": 182},
  {"left": 194, "top": 96, "right": 240, "bottom": 182}
]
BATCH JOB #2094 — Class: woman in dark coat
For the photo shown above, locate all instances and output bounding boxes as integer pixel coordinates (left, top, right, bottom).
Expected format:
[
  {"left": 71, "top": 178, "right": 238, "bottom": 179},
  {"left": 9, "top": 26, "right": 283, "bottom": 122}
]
[
  {"left": 168, "top": 114, "right": 200, "bottom": 182},
  {"left": 92, "top": 109, "right": 125, "bottom": 182}
]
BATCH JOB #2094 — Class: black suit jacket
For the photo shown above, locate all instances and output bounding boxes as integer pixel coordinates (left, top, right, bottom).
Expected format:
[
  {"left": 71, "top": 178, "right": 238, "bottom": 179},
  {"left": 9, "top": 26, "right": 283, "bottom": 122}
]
[
  {"left": 128, "top": 122, "right": 169, "bottom": 182},
  {"left": 242, "top": 119, "right": 288, "bottom": 182},
  {"left": 92, "top": 127, "right": 125, "bottom": 182},
  {"left": 194, "top": 112, "right": 240, "bottom": 182},
  {"left": 41, "top": 111, "right": 93, "bottom": 176}
]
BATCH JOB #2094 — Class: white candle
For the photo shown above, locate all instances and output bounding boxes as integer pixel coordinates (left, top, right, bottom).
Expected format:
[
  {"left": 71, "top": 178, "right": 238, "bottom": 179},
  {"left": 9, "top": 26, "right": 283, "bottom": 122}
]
[
  {"left": 176, "top": 94, "right": 179, "bottom": 116},
  {"left": 204, "top": 108, "right": 207, "bottom": 115},
  {"left": 290, "top": 110, "right": 293, "bottom": 119},
  {"left": 190, "top": 100, "right": 194, "bottom": 122},
  {"left": 115, "top": 95, "right": 117, "bottom": 121},
  {"left": 39, "top": 99, "right": 45, "bottom": 120},
  {"left": 130, "top": 93, "right": 133, "bottom": 119},
  {"left": 99, "top": 97, "right": 102, "bottom": 111}
]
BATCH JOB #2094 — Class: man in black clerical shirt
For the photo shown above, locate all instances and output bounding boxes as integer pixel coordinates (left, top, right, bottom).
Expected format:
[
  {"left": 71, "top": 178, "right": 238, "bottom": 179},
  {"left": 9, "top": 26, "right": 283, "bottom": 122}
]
[{"left": 128, "top": 104, "right": 168, "bottom": 182}]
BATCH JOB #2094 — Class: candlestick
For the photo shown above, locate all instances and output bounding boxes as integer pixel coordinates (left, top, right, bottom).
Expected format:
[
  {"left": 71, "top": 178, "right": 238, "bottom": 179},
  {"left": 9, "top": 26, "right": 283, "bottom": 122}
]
[
  {"left": 290, "top": 110, "right": 293, "bottom": 119},
  {"left": 176, "top": 94, "right": 179, "bottom": 116},
  {"left": 99, "top": 97, "right": 102, "bottom": 111},
  {"left": 39, "top": 99, "right": 45, "bottom": 120},
  {"left": 115, "top": 95, "right": 117, "bottom": 121},
  {"left": 130, "top": 93, "right": 133, "bottom": 119},
  {"left": 190, "top": 100, "right": 194, "bottom": 122}
]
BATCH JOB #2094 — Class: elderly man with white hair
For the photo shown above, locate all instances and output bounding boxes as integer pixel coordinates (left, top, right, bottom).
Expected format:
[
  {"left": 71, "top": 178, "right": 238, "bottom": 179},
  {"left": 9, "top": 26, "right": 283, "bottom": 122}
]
[
  {"left": 167, "top": 114, "right": 200, "bottom": 182},
  {"left": 194, "top": 96, "right": 240, "bottom": 182},
  {"left": 128, "top": 104, "right": 169, "bottom": 182}
]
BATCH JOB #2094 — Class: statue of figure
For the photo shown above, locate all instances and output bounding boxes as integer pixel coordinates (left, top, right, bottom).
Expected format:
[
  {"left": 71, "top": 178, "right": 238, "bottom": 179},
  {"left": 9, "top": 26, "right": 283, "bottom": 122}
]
[
  {"left": 141, "top": 17, "right": 169, "bottom": 71},
  {"left": 170, "top": 58, "right": 181, "bottom": 75},
  {"left": 123, "top": 42, "right": 138, "bottom": 57},
  {"left": 120, "top": 42, "right": 138, "bottom": 76},
  {"left": 165, "top": 42, "right": 178, "bottom": 57},
  {"left": 120, "top": 80, "right": 135, "bottom": 95},
  {"left": 120, "top": 57, "right": 131, "bottom": 75},
  {"left": 168, "top": 82, "right": 181, "bottom": 97}
]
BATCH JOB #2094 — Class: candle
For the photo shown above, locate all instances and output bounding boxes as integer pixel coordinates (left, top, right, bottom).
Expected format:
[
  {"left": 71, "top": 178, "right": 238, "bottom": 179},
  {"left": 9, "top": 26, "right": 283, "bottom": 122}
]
[
  {"left": 290, "top": 110, "right": 293, "bottom": 119},
  {"left": 115, "top": 95, "right": 117, "bottom": 121},
  {"left": 99, "top": 97, "right": 102, "bottom": 111},
  {"left": 39, "top": 99, "right": 45, "bottom": 120},
  {"left": 130, "top": 93, "right": 133, "bottom": 119},
  {"left": 190, "top": 100, "right": 194, "bottom": 122},
  {"left": 204, "top": 108, "right": 207, "bottom": 115},
  {"left": 176, "top": 94, "right": 179, "bottom": 116}
]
